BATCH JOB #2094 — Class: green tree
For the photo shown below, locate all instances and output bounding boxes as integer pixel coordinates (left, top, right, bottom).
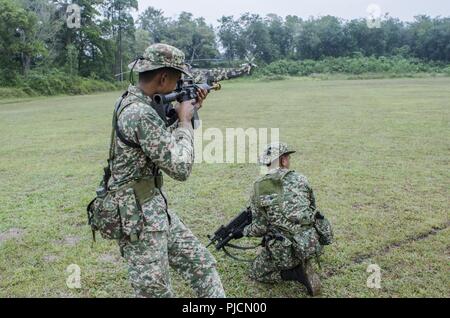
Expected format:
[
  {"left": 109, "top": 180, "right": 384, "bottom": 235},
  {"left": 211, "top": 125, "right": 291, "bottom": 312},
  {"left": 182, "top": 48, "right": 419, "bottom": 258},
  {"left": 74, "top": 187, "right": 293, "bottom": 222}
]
[
  {"left": 239, "top": 13, "right": 276, "bottom": 63},
  {"left": 52, "top": 0, "right": 112, "bottom": 79},
  {"left": 296, "top": 16, "right": 352, "bottom": 59},
  {"left": 408, "top": 16, "right": 450, "bottom": 62},
  {"left": 138, "top": 6, "right": 169, "bottom": 43},
  {"left": 0, "top": 0, "right": 45, "bottom": 80},
  {"left": 101, "top": 0, "right": 138, "bottom": 81},
  {"left": 65, "top": 43, "right": 79, "bottom": 75},
  {"left": 217, "top": 15, "right": 247, "bottom": 60},
  {"left": 134, "top": 29, "right": 152, "bottom": 56},
  {"left": 18, "top": 0, "right": 64, "bottom": 66},
  {"left": 266, "top": 14, "right": 290, "bottom": 59},
  {"left": 284, "top": 15, "right": 303, "bottom": 58},
  {"left": 382, "top": 17, "right": 407, "bottom": 56},
  {"left": 345, "top": 18, "right": 387, "bottom": 57},
  {"left": 165, "top": 12, "right": 219, "bottom": 63}
]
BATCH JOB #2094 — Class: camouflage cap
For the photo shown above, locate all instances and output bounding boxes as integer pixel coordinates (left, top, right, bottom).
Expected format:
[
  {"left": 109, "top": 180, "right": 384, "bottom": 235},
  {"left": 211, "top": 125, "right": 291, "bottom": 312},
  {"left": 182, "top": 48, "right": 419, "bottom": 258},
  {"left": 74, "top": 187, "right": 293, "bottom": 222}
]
[
  {"left": 258, "top": 142, "right": 296, "bottom": 165},
  {"left": 128, "top": 43, "right": 192, "bottom": 77}
]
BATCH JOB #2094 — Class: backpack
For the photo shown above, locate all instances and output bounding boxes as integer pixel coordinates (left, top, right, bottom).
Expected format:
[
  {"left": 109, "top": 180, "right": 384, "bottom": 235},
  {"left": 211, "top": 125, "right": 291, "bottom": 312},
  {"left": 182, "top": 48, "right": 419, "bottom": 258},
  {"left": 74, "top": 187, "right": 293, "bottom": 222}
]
[{"left": 254, "top": 170, "right": 333, "bottom": 260}]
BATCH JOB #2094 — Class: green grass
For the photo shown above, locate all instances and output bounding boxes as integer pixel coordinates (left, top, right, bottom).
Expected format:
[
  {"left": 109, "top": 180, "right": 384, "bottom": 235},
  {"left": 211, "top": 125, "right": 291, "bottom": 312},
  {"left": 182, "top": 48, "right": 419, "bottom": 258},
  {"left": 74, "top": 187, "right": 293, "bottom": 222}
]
[{"left": 0, "top": 77, "right": 449, "bottom": 298}]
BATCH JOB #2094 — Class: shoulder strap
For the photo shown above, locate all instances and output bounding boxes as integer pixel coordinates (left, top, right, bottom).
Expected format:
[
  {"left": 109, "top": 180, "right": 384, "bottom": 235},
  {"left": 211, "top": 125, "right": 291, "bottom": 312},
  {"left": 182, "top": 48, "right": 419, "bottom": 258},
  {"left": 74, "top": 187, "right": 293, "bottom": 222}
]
[
  {"left": 105, "top": 92, "right": 142, "bottom": 193},
  {"left": 108, "top": 92, "right": 126, "bottom": 162},
  {"left": 113, "top": 91, "right": 141, "bottom": 150}
]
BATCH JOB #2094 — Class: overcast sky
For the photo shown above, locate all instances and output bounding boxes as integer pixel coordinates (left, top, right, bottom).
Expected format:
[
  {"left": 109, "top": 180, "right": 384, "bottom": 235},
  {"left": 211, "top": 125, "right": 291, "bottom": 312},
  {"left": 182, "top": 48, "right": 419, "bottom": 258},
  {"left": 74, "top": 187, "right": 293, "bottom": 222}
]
[{"left": 135, "top": 0, "right": 450, "bottom": 25}]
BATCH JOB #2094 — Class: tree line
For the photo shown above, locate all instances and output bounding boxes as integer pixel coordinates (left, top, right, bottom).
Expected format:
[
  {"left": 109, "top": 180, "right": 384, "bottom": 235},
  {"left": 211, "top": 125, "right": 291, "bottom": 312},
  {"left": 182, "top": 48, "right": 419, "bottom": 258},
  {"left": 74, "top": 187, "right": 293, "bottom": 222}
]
[{"left": 1, "top": 0, "right": 449, "bottom": 87}]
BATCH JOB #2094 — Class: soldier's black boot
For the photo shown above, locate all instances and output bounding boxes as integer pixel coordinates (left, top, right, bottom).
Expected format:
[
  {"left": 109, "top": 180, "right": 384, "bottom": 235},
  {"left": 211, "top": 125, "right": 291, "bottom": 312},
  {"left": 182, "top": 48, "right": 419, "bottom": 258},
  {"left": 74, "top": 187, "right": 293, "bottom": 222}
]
[{"left": 280, "top": 260, "right": 321, "bottom": 296}]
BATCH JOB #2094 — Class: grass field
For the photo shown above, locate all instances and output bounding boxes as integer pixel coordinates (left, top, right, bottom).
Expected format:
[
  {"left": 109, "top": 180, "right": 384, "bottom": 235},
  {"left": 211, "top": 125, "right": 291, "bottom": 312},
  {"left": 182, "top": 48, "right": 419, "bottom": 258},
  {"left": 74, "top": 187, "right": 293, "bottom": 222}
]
[{"left": 0, "top": 77, "right": 449, "bottom": 298}]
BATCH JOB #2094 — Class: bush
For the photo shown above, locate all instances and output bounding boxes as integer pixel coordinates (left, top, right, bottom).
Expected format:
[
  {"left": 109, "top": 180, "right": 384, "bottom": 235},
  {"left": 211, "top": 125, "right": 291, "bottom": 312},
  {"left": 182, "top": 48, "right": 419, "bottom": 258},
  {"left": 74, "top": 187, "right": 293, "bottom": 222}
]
[
  {"left": 256, "top": 56, "right": 450, "bottom": 78},
  {"left": 0, "top": 87, "right": 30, "bottom": 98},
  {"left": 19, "top": 69, "right": 122, "bottom": 96},
  {"left": 0, "top": 68, "right": 123, "bottom": 97},
  {"left": 444, "top": 66, "right": 450, "bottom": 76},
  {"left": 261, "top": 75, "right": 287, "bottom": 81}
]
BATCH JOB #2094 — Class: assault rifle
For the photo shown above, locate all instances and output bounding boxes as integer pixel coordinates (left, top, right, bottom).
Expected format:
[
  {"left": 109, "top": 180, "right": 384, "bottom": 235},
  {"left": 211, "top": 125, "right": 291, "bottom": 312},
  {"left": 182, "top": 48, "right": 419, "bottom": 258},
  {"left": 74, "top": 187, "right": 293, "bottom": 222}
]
[
  {"left": 154, "top": 79, "right": 221, "bottom": 129},
  {"left": 207, "top": 207, "right": 252, "bottom": 251},
  {"left": 154, "top": 79, "right": 221, "bottom": 106}
]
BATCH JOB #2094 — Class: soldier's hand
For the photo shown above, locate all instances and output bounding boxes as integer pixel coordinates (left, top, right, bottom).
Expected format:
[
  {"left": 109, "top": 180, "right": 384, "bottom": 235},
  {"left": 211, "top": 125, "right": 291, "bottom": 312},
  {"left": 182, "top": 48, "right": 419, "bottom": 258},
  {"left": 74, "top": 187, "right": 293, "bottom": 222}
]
[
  {"left": 176, "top": 100, "right": 196, "bottom": 123},
  {"left": 193, "top": 87, "right": 208, "bottom": 110},
  {"left": 176, "top": 88, "right": 208, "bottom": 125}
]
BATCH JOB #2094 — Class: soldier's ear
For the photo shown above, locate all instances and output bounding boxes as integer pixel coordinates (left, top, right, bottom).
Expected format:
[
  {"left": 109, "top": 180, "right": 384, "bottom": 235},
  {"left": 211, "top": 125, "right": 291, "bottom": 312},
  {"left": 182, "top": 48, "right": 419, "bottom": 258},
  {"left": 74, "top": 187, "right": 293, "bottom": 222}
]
[
  {"left": 159, "top": 71, "right": 168, "bottom": 85},
  {"left": 280, "top": 155, "right": 289, "bottom": 168}
]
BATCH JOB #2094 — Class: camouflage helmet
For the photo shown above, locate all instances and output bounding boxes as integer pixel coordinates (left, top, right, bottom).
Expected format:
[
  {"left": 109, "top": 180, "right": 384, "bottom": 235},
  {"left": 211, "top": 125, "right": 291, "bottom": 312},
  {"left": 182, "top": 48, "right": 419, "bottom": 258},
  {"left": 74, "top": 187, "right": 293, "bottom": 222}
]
[
  {"left": 128, "top": 43, "right": 192, "bottom": 77},
  {"left": 258, "top": 142, "right": 296, "bottom": 165}
]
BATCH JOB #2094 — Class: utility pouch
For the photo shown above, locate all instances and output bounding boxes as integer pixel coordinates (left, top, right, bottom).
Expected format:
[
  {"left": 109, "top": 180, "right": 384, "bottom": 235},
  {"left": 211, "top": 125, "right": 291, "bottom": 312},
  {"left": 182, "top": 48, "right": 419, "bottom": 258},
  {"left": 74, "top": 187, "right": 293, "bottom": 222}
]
[
  {"left": 87, "top": 174, "right": 162, "bottom": 242},
  {"left": 292, "top": 227, "right": 323, "bottom": 260},
  {"left": 87, "top": 188, "right": 123, "bottom": 241}
]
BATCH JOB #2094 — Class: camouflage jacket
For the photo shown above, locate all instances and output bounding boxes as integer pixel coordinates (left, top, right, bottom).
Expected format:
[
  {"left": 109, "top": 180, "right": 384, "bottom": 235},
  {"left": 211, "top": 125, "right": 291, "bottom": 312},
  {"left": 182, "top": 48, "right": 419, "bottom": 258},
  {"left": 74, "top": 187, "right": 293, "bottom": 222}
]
[
  {"left": 243, "top": 168, "right": 317, "bottom": 239},
  {"left": 108, "top": 84, "right": 194, "bottom": 231}
]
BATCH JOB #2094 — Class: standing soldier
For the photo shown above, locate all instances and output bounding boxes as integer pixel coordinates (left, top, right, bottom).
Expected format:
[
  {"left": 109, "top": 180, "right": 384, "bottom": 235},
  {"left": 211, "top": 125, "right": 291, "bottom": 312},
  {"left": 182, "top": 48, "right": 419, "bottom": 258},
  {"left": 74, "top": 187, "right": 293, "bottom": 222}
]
[
  {"left": 239, "top": 142, "right": 333, "bottom": 296},
  {"left": 89, "top": 43, "right": 225, "bottom": 298}
]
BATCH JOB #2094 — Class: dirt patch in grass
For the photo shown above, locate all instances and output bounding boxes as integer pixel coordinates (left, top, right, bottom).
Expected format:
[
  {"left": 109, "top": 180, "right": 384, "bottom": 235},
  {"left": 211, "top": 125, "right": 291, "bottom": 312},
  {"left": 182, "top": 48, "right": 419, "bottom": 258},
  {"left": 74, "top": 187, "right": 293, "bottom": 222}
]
[
  {"left": 324, "top": 221, "right": 450, "bottom": 278},
  {"left": 53, "top": 235, "right": 82, "bottom": 247},
  {"left": 98, "top": 253, "right": 121, "bottom": 263},
  {"left": 0, "top": 228, "right": 26, "bottom": 244},
  {"left": 43, "top": 254, "right": 60, "bottom": 263}
]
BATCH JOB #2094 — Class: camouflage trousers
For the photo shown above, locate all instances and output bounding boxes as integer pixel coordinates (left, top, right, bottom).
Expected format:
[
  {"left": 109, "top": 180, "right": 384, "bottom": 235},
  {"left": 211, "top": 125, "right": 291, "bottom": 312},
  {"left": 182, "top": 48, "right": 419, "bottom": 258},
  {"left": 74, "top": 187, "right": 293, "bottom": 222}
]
[
  {"left": 249, "top": 238, "right": 302, "bottom": 283},
  {"left": 120, "top": 211, "right": 225, "bottom": 298}
]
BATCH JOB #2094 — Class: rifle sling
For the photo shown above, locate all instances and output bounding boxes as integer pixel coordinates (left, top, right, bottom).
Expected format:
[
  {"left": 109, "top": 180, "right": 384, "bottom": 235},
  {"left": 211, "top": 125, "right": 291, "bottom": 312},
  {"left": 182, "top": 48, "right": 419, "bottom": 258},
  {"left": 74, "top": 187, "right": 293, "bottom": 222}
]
[
  {"left": 225, "top": 242, "right": 261, "bottom": 250},
  {"left": 222, "top": 246, "right": 254, "bottom": 263}
]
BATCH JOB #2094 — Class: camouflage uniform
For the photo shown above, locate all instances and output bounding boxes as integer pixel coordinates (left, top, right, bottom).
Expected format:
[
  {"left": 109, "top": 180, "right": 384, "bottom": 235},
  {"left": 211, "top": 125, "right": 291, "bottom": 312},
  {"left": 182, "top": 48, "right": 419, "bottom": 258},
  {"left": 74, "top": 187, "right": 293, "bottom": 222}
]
[
  {"left": 190, "top": 63, "right": 255, "bottom": 84},
  {"left": 109, "top": 44, "right": 225, "bottom": 298},
  {"left": 243, "top": 143, "right": 324, "bottom": 283}
]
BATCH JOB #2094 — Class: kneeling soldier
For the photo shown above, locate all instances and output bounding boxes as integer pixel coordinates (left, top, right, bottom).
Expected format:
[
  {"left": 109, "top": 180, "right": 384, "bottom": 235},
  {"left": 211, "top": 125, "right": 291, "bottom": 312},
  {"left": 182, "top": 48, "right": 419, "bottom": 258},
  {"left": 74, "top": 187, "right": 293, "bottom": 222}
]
[{"left": 240, "top": 142, "right": 333, "bottom": 296}]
